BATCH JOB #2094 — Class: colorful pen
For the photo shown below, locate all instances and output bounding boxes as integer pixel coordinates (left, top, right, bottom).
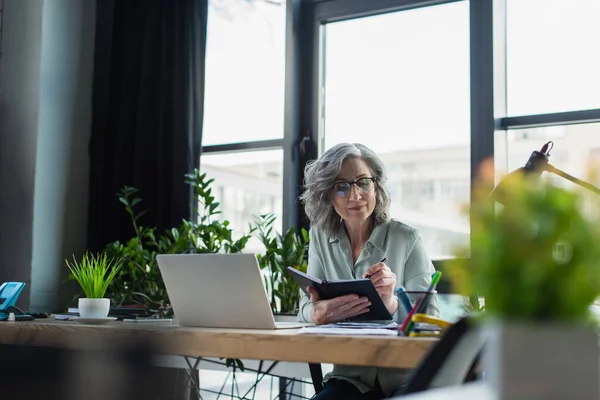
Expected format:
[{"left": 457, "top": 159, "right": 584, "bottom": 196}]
[
  {"left": 405, "top": 271, "right": 443, "bottom": 334},
  {"left": 395, "top": 287, "right": 413, "bottom": 313},
  {"left": 415, "top": 271, "right": 442, "bottom": 315},
  {"left": 399, "top": 297, "right": 421, "bottom": 334}
]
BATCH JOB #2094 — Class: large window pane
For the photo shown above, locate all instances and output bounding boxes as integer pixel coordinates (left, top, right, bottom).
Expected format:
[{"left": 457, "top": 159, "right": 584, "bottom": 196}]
[
  {"left": 495, "top": 123, "right": 600, "bottom": 193},
  {"left": 506, "top": 0, "right": 600, "bottom": 116},
  {"left": 201, "top": 150, "right": 283, "bottom": 253},
  {"left": 322, "top": 2, "right": 470, "bottom": 258},
  {"left": 203, "top": 1, "right": 286, "bottom": 146}
]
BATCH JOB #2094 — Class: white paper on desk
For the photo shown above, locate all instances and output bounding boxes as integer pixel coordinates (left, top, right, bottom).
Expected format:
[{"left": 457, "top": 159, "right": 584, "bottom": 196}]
[
  {"left": 297, "top": 326, "right": 398, "bottom": 336},
  {"left": 332, "top": 321, "right": 398, "bottom": 329}
]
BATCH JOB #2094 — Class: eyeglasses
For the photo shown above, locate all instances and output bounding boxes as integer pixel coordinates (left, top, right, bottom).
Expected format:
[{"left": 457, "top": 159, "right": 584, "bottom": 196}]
[{"left": 332, "top": 177, "right": 376, "bottom": 198}]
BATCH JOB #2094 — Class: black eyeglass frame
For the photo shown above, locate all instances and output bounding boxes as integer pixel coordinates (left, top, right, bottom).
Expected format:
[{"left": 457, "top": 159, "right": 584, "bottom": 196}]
[{"left": 331, "top": 177, "right": 377, "bottom": 197}]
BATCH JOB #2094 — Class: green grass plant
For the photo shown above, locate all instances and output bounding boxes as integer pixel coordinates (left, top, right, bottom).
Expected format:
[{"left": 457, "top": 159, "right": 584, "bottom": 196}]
[{"left": 66, "top": 252, "right": 123, "bottom": 298}]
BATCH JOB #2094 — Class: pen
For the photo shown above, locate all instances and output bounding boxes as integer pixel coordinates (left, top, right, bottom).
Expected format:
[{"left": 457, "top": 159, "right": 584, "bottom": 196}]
[{"left": 365, "top": 257, "right": 387, "bottom": 279}]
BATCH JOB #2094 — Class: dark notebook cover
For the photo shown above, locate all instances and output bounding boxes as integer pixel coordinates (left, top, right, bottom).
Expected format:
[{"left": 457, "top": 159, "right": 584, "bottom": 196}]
[{"left": 286, "top": 267, "right": 392, "bottom": 321}]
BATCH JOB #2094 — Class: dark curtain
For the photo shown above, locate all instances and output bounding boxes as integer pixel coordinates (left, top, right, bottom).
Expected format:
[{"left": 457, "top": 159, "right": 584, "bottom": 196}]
[{"left": 87, "top": 0, "right": 208, "bottom": 252}]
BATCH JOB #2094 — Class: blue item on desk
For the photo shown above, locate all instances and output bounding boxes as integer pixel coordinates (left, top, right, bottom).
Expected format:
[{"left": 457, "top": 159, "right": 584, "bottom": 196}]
[
  {"left": 395, "top": 287, "right": 414, "bottom": 314},
  {"left": 0, "top": 282, "right": 25, "bottom": 312},
  {"left": 0, "top": 282, "right": 34, "bottom": 321}
]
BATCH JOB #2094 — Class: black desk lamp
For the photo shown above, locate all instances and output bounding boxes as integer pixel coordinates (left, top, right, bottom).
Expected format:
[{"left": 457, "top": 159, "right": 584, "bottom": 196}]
[{"left": 491, "top": 141, "right": 600, "bottom": 202}]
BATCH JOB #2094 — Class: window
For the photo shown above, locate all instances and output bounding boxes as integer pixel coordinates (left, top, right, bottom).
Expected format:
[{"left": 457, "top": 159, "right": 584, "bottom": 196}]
[
  {"left": 203, "top": 0, "right": 286, "bottom": 145},
  {"left": 496, "top": 123, "right": 600, "bottom": 192},
  {"left": 506, "top": 0, "right": 600, "bottom": 115},
  {"left": 200, "top": 150, "right": 283, "bottom": 253},
  {"left": 320, "top": 1, "right": 471, "bottom": 258},
  {"left": 201, "top": 0, "right": 286, "bottom": 245}
]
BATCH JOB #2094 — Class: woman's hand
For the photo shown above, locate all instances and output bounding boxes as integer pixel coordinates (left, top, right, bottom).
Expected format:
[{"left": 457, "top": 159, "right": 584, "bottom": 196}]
[
  {"left": 363, "top": 261, "right": 398, "bottom": 315},
  {"left": 307, "top": 286, "right": 371, "bottom": 325}
]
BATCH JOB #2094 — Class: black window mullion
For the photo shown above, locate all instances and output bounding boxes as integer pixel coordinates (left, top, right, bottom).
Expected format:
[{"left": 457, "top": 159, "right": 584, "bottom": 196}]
[
  {"left": 201, "top": 139, "right": 284, "bottom": 154},
  {"left": 470, "top": 0, "right": 496, "bottom": 225},
  {"left": 314, "top": 0, "right": 463, "bottom": 23},
  {"left": 499, "top": 109, "right": 600, "bottom": 130}
]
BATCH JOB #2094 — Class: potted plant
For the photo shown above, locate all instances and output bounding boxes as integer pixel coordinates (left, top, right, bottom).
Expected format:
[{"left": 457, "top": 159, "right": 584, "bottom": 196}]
[
  {"left": 66, "top": 252, "right": 123, "bottom": 318},
  {"left": 447, "top": 162, "right": 600, "bottom": 399}
]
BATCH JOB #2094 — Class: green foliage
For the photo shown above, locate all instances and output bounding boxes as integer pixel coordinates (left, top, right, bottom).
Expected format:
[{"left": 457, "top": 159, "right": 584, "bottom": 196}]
[
  {"left": 448, "top": 167, "right": 600, "bottom": 323},
  {"left": 66, "top": 252, "right": 123, "bottom": 298},
  {"left": 104, "top": 169, "right": 254, "bottom": 312},
  {"left": 255, "top": 213, "right": 309, "bottom": 313}
]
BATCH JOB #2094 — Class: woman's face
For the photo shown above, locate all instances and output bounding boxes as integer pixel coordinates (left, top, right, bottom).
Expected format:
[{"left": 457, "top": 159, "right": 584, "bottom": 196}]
[{"left": 330, "top": 158, "right": 377, "bottom": 224}]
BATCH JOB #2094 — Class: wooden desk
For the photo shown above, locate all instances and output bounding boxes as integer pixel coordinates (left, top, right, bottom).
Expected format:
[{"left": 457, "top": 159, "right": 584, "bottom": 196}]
[{"left": 0, "top": 319, "right": 435, "bottom": 369}]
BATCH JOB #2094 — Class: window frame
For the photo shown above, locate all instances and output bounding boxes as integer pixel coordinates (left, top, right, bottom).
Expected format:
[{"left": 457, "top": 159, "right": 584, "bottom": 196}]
[
  {"left": 494, "top": 0, "right": 600, "bottom": 131},
  {"left": 289, "top": 0, "right": 495, "bottom": 241}
]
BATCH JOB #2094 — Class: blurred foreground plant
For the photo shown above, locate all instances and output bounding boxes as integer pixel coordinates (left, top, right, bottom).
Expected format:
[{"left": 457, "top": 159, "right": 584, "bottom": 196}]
[{"left": 448, "top": 160, "right": 600, "bottom": 323}]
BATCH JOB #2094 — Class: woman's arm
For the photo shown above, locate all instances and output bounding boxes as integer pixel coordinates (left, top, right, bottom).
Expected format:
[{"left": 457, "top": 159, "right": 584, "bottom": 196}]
[{"left": 298, "top": 228, "right": 371, "bottom": 324}]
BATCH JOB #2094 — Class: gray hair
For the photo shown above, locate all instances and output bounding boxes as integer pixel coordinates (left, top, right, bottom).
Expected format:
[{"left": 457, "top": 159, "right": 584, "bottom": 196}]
[{"left": 299, "top": 143, "right": 391, "bottom": 235}]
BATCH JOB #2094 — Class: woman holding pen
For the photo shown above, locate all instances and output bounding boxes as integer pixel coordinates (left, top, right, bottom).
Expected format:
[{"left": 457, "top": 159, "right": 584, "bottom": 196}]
[{"left": 297, "top": 142, "right": 439, "bottom": 400}]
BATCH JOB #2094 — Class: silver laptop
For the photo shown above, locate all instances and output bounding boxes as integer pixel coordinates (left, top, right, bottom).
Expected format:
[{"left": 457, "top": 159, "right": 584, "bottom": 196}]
[{"left": 156, "top": 253, "right": 308, "bottom": 329}]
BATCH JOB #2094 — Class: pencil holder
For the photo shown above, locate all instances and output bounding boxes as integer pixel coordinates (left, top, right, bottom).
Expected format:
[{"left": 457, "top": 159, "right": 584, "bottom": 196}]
[{"left": 396, "top": 289, "right": 438, "bottom": 336}]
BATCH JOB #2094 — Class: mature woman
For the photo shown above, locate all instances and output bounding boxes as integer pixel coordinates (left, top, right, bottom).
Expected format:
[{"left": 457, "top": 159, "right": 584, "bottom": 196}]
[{"left": 298, "top": 143, "right": 438, "bottom": 400}]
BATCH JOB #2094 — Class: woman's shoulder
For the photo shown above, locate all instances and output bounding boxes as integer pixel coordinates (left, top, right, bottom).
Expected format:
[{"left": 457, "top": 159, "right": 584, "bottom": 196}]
[
  {"left": 385, "top": 218, "right": 421, "bottom": 240},
  {"left": 308, "top": 226, "right": 332, "bottom": 243}
]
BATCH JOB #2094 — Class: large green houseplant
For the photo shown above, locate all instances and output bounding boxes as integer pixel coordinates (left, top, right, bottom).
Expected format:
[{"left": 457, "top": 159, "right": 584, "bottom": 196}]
[
  {"left": 448, "top": 161, "right": 600, "bottom": 399},
  {"left": 95, "top": 171, "right": 309, "bottom": 372},
  {"left": 255, "top": 213, "right": 309, "bottom": 314},
  {"left": 104, "top": 169, "right": 254, "bottom": 314}
]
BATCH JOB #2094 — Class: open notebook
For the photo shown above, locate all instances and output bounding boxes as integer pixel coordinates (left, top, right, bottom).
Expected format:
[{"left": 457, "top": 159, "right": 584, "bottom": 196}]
[{"left": 287, "top": 267, "right": 392, "bottom": 321}]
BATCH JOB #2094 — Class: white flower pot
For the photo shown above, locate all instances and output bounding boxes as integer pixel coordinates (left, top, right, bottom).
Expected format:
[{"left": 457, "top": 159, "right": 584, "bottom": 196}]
[
  {"left": 78, "top": 298, "right": 110, "bottom": 318},
  {"left": 482, "top": 320, "right": 599, "bottom": 399}
]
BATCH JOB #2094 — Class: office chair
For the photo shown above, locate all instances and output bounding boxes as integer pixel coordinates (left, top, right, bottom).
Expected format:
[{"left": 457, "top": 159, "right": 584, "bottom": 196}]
[
  {"left": 308, "top": 316, "right": 484, "bottom": 397},
  {"left": 389, "top": 316, "right": 484, "bottom": 397}
]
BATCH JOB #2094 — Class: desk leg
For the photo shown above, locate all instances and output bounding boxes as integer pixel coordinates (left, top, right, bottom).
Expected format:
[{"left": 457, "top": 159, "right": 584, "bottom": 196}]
[
  {"left": 181, "top": 357, "right": 309, "bottom": 400},
  {"left": 279, "top": 378, "right": 289, "bottom": 400},
  {"left": 184, "top": 357, "right": 202, "bottom": 399},
  {"left": 278, "top": 377, "right": 306, "bottom": 400}
]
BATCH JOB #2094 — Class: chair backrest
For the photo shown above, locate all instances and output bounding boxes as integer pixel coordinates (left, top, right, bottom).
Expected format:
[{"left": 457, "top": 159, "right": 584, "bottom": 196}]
[
  {"left": 394, "top": 316, "right": 485, "bottom": 396},
  {"left": 309, "top": 362, "right": 324, "bottom": 394},
  {"left": 309, "top": 316, "right": 484, "bottom": 396}
]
